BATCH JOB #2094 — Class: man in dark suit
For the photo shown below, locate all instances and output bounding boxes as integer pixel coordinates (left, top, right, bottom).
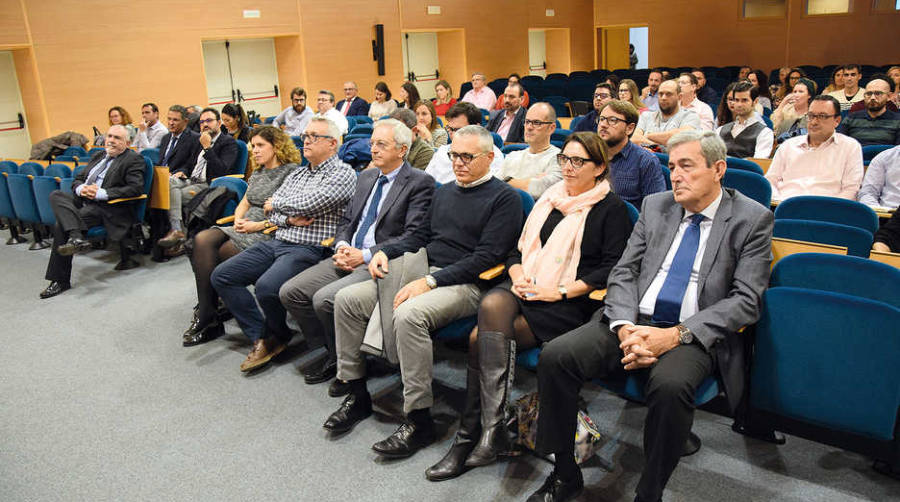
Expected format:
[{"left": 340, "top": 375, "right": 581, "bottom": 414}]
[
  {"left": 158, "top": 107, "right": 238, "bottom": 248},
  {"left": 276, "top": 118, "right": 434, "bottom": 392},
  {"left": 336, "top": 81, "right": 371, "bottom": 117},
  {"left": 39, "top": 125, "right": 146, "bottom": 298},
  {"left": 487, "top": 83, "right": 526, "bottom": 143},
  {"left": 157, "top": 105, "right": 201, "bottom": 176},
  {"left": 526, "top": 130, "right": 773, "bottom": 502}
]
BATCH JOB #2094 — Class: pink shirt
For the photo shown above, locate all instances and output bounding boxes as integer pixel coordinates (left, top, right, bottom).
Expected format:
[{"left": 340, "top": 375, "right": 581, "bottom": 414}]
[
  {"left": 495, "top": 109, "right": 517, "bottom": 141},
  {"left": 682, "top": 98, "right": 715, "bottom": 131},
  {"left": 461, "top": 87, "right": 497, "bottom": 110},
  {"left": 765, "top": 132, "right": 863, "bottom": 201}
]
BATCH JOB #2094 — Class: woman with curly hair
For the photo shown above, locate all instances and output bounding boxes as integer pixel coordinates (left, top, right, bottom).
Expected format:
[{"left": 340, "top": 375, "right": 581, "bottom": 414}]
[
  {"left": 107, "top": 106, "right": 137, "bottom": 142},
  {"left": 182, "top": 125, "right": 300, "bottom": 346}
]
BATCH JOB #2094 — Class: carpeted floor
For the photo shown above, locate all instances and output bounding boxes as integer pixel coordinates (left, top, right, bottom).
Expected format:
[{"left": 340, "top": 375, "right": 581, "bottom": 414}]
[{"left": 1, "top": 237, "right": 898, "bottom": 502}]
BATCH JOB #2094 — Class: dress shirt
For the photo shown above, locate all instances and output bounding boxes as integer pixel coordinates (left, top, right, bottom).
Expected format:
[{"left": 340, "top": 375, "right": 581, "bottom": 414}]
[
  {"left": 829, "top": 88, "right": 865, "bottom": 112},
  {"left": 132, "top": 120, "right": 168, "bottom": 152},
  {"left": 320, "top": 108, "right": 349, "bottom": 135},
  {"left": 765, "top": 132, "right": 864, "bottom": 201},
  {"left": 611, "top": 189, "right": 724, "bottom": 331},
  {"left": 273, "top": 106, "right": 314, "bottom": 137},
  {"left": 643, "top": 91, "right": 659, "bottom": 111},
  {"left": 608, "top": 141, "right": 667, "bottom": 207},
  {"left": 461, "top": 87, "right": 497, "bottom": 110},
  {"left": 496, "top": 109, "right": 518, "bottom": 141},
  {"left": 715, "top": 115, "right": 775, "bottom": 159},
  {"left": 76, "top": 155, "right": 115, "bottom": 201},
  {"left": 499, "top": 144, "right": 561, "bottom": 199},
  {"left": 858, "top": 144, "right": 900, "bottom": 208},
  {"left": 191, "top": 132, "right": 220, "bottom": 182},
  {"left": 268, "top": 154, "right": 356, "bottom": 245},
  {"left": 340, "top": 98, "right": 355, "bottom": 115},
  {"left": 336, "top": 166, "right": 402, "bottom": 263},
  {"left": 425, "top": 144, "right": 505, "bottom": 184},
  {"left": 682, "top": 98, "right": 715, "bottom": 131}
]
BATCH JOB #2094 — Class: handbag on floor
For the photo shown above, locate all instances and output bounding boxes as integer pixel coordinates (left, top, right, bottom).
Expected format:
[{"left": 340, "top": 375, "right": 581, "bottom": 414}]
[{"left": 511, "top": 391, "right": 603, "bottom": 464}]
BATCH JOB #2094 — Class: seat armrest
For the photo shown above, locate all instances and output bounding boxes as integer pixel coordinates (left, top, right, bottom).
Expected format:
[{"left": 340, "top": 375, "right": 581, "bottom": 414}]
[
  {"left": 588, "top": 289, "right": 607, "bottom": 301},
  {"left": 479, "top": 264, "right": 506, "bottom": 281},
  {"left": 107, "top": 194, "right": 147, "bottom": 204},
  {"left": 216, "top": 215, "right": 235, "bottom": 225}
]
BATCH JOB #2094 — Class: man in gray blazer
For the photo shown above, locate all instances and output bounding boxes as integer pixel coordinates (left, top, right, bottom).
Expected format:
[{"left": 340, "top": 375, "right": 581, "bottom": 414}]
[
  {"left": 277, "top": 119, "right": 434, "bottom": 391},
  {"left": 526, "top": 130, "right": 773, "bottom": 502}
]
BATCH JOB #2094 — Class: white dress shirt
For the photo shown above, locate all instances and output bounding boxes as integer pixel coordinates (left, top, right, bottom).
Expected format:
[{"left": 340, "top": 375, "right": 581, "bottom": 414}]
[
  {"left": 320, "top": 108, "right": 349, "bottom": 136},
  {"left": 715, "top": 114, "right": 775, "bottom": 159},
  {"left": 132, "top": 120, "right": 168, "bottom": 152}
]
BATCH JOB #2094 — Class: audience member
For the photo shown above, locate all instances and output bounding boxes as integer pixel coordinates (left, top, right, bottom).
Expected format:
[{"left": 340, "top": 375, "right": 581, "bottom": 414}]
[
  {"left": 605, "top": 75, "right": 621, "bottom": 92},
  {"left": 748, "top": 69, "right": 772, "bottom": 111},
  {"left": 632, "top": 80, "right": 701, "bottom": 148},
  {"left": 823, "top": 67, "right": 845, "bottom": 94},
  {"left": 716, "top": 82, "right": 737, "bottom": 127},
  {"left": 774, "top": 67, "right": 805, "bottom": 107},
  {"left": 413, "top": 100, "right": 449, "bottom": 148},
  {"left": 836, "top": 75, "right": 900, "bottom": 146},
  {"left": 618, "top": 79, "right": 647, "bottom": 112},
  {"left": 186, "top": 105, "right": 203, "bottom": 132},
  {"left": 526, "top": 130, "right": 773, "bottom": 502},
  {"left": 210, "top": 117, "right": 356, "bottom": 372},
  {"left": 426, "top": 132, "right": 631, "bottom": 481},
  {"left": 766, "top": 95, "right": 863, "bottom": 201},
  {"left": 889, "top": 66, "right": 900, "bottom": 107},
  {"left": 572, "top": 83, "right": 614, "bottom": 133},
  {"left": 157, "top": 105, "right": 200, "bottom": 176},
  {"left": 39, "top": 125, "right": 146, "bottom": 299},
  {"left": 692, "top": 68, "right": 718, "bottom": 108},
  {"left": 182, "top": 126, "right": 299, "bottom": 346},
  {"left": 323, "top": 125, "right": 522, "bottom": 459},
  {"left": 132, "top": 102, "right": 168, "bottom": 152},
  {"left": 336, "top": 81, "right": 370, "bottom": 117},
  {"left": 221, "top": 103, "right": 251, "bottom": 143},
  {"left": 772, "top": 78, "right": 815, "bottom": 139},
  {"left": 397, "top": 83, "right": 421, "bottom": 110},
  {"left": 829, "top": 64, "right": 864, "bottom": 112},
  {"left": 640, "top": 69, "right": 663, "bottom": 111},
  {"left": 738, "top": 65, "right": 752, "bottom": 80},
  {"left": 369, "top": 81, "right": 398, "bottom": 120},
  {"left": 315, "top": 90, "right": 349, "bottom": 136},
  {"left": 499, "top": 102, "right": 561, "bottom": 199},
  {"left": 461, "top": 72, "right": 497, "bottom": 110},
  {"left": 106, "top": 106, "right": 137, "bottom": 143},
  {"left": 492, "top": 73, "right": 530, "bottom": 111},
  {"left": 158, "top": 107, "right": 239, "bottom": 248},
  {"left": 279, "top": 119, "right": 434, "bottom": 391},
  {"left": 597, "top": 100, "right": 667, "bottom": 207},
  {"left": 432, "top": 80, "right": 457, "bottom": 116},
  {"left": 873, "top": 209, "right": 900, "bottom": 253},
  {"left": 487, "top": 83, "right": 526, "bottom": 143},
  {"left": 716, "top": 81, "right": 775, "bottom": 159},
  {"left": 858, "top": 144, "right": 900, "bottom": 209},
  {"left": 391, "top": 108, "right": 434, "bottom": 169},
  {"left": 678, "top": 73, "right": 715, "bottom": 130},
  {"left": 425, "top": 102, "right": 504, "bottom": 184},
  {"left": 273, "top": 87, "right": 314, "bottom": 137}
]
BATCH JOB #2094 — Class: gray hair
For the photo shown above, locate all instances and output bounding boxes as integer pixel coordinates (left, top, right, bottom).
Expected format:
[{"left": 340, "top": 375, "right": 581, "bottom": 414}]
[
  {"left": 667, "top": 130, "right": 726, "bottom": 168},
  {"left": 455, "top": 125, "right": 493, "bottom": 153},
  {"left": 389, "top": 108, "right": 417, "bottom": 129},
  {"left": 374, "top": 118, "right": 413, "bottom": 160},
  {"left": 471, "top": 71, "right": 486, "bottom": 80},
  {"left": 308, "top": 115, "right": 342, "bottom": 144},
  {"left": 107, "top": 124, "right": 129, "bottom": 138}
]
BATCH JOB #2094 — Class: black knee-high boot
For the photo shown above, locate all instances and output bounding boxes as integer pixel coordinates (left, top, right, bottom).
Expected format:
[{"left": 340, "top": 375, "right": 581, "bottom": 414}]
[{"left": 465, "top": 330, "right": 515, "bottom": 467}]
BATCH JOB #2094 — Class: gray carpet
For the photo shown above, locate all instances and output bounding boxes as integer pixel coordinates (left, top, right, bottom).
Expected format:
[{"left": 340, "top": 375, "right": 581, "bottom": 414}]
[{"left": 1, "top": 237, "right": 898, "bottom": 502}]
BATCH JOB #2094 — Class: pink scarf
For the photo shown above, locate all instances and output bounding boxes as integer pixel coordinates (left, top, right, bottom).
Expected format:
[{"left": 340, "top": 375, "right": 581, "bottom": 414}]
[{"left": 518, "top": 179, "right": 611, "bottom": 289}]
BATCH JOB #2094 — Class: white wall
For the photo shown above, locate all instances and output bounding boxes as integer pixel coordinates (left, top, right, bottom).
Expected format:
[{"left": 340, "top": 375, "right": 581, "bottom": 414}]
[
  {"left": 202, "top": 39, "right": 282, "bottom": 118},
  {"left": 628, "top": 27, "right": 648, "bottom": 70},
  {"left": 0, "top": 51, "right": 31, "bottom": 158},
  {"left": 401, "top": 32, "right": 440, "bottom": 100},
  {"left": 528, "top": 30, "right": 547, "bottom": 77}
]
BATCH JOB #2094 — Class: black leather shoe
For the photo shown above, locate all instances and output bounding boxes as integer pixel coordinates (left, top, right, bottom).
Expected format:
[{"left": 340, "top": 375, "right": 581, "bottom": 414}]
[
  {"left": 372, "top": 421, "right": 436, "bottom": 459},
  {"left": 526, "top": 469, "right": 584, "bottom": 502},
  {"left": 183, "top": 321, "right": 223, "bottom": 347},
  {"left": 323, "top": 393, "right": 372, "bottom": 434},
  {"left": 39, "top": 281, "right": 71, "bottom": 299},
  {"left": 328, "top": 379, "right": 351, "bottom": 397},
  {"left": 57, "top": 237, "right": 92, "bottom": 256},
  {"left": 303, "top": 359, "right": 337, "bottom": 384}
]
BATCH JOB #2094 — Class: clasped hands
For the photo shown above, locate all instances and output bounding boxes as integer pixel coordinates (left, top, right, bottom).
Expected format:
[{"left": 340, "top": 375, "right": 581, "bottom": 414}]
[
  {"left": 332, "top": 245, "right": 364, "bottom": 271},
  {"left": 509, "top": 277, "right": 562, "bottom": 302},
  {"left": 79, "top": 184, "right": 101, "bottom": 200},
  {"left": 233, "top": 218, "right": 265, "bottom": 234},
  {"left": 617, "top": 324, "right": 680, "bottom": 371},
  {"left": 367, "top": 251, "right": 432, "bottom": 309}
]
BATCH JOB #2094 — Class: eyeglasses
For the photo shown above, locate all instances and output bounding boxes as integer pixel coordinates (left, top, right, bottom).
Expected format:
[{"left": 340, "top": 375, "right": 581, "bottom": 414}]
[
  {"left": 807, "top": 113, "right": 837, "bottom": 121},
  {"left": 864, "top": 91, "right": 887, "bottom": 98},
  {"left": 446, "top": 126, "right": 462, "bottom": 134},
  {"left": 300, "top": 133, "right": 333, "bottom": 143},
  {"left": 557, "top": 154, "right": 593, "bottom": 169},
  {"left": 593, "top": 93, "right": 612, "bottom": 100},
  {"left": 597, "top": 116, "right": 626, "bottom": 126},
  {"left": 447, "top": 151, "right": 488, "bottom": 165},
  {"left": 371, "top": 140, "right": 397, "bottom": 150},
  {"left": 524, "top": 119, "right": 553, "bottom": 127},
  {"left": 198, "top": 118, "right": 217, "bottom": 125}
]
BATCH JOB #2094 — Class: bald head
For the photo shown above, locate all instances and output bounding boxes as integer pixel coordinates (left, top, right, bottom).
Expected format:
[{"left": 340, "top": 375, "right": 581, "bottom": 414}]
[{"left": 105, "top": 125, "right": 129, "bottom": 156}]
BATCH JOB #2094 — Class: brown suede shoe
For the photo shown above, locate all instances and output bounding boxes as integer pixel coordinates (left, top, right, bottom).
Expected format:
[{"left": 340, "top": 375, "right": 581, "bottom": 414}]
[
  {"left": 240, "top": 338, "right": 286, "bottom": 372},
  {"left": 158, "top": 229, "right": 186, "bottom": 249}
]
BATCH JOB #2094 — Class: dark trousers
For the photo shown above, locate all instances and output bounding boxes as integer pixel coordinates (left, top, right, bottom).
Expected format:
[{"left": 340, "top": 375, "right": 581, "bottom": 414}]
[
  {"left": 534, "top": 314, "right": 714, "bottom": 502},
  {"left": 211, "top": 239, "right": 327, "bottom": 343},
  {"left": 44, "top": 190, "right": 102, "bottom": 283}
]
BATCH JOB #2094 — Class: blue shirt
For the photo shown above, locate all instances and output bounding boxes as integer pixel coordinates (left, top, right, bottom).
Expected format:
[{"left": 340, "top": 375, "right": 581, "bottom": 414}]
[
  {"left": 76, "top": 155, "right": 115, "bottom": 201},
  {"left": 644, "top": 91, "right": 659, "bottom": 111},
  {"left": 608, "top": 141, "right": 667, "bottom": 208},
  {"left": 338, "top": 166, "right": 402, "bottom": 263}
]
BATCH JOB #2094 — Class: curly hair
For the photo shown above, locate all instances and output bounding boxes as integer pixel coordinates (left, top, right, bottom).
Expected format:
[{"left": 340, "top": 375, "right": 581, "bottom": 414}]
[
  {"left": 247, "top": 125, "right": 301, "bottom": 176},
  {"left": 108, "top": 106, "right": 133, "bottom": 126}
]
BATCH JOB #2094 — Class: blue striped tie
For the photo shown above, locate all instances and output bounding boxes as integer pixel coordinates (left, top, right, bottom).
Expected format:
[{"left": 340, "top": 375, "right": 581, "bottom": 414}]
[
  {"left": 354, "top": 176, "right": 389, "bottom": 249},
  {"left": 652, "top": 214, "right": 705, "bottom": 324}
]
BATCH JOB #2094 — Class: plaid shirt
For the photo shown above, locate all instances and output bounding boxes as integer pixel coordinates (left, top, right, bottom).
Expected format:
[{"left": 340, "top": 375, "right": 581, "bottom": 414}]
[{"left": 268, "top": 155, "right": 356, "bottom": 245}]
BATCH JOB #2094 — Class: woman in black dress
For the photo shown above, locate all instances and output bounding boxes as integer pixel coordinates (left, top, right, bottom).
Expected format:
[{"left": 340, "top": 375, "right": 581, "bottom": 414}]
[{"left": 427, "top": 131, "right": 632, "bottom": 481}]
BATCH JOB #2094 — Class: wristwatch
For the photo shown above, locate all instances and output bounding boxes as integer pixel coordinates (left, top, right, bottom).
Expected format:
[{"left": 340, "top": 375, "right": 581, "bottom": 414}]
[
  {"left": 676, "top": 324, "right": 694, "bottom": 345},
  {"left": 424, "top": 274, "right": 437, "bottom": 289},
  {"left": 557, "top": 285, "right": 568, "bottom": 301}
]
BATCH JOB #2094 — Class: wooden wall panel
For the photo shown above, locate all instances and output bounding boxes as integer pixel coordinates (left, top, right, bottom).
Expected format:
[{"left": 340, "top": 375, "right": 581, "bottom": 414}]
[
  {"left": 0, "top": 0, "right": 29, "bottom": 49},
  {"left": 545, "top": 29, "right": 571, "bottom": 75},
  {"left": 436, "top": 30, "right": 467, "bottom": 98},
  {"left": 12, "top": 48, "right": 48, "bottom": 141},
  {"left": 273, "top": 35, "right": 306, "bottom": 110}
]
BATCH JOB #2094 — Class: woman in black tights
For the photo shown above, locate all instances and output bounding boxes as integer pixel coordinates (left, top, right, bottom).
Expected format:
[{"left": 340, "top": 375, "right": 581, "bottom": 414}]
[
  {"left": 182, "top": 125, "right": 299, "bottom": 346},
  {"left": 426, "top": 132, "right": 632, "bottom": 481}
]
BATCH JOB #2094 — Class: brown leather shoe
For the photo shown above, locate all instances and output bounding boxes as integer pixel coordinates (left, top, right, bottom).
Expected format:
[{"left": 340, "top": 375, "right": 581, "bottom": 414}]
[
  {"left": 240, "top": 338, "right": 286, "bottom": 372},
  {"left": 158, "top": 229, "right": 186, "bottom": 249},
  {"left": 164, "top": 242, "right": 186, "bottom": 257}
]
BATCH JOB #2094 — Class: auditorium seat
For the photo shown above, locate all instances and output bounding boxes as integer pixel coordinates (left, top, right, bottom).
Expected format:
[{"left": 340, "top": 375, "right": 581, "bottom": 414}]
[
  {"left": 17, "top": 162, "right": 45, "bottom": 177},
  {"left": 210, "top": 177, "right": 248, "bottom": 226},
  {"left": 722, "top": 169, "right": 772, "bottom": 207},
  {"left": 0, "top": 164, "right": 22, "bottom": 244},
  {"left": 568, "top": 115, "right": 585, "bottom": 131},
  {"left": 774, "top": 195, "right": 879, "bottom": 234},
  {"left": 544, "top": 96, "right": 570, "bottom": 117},
  {"left": 488, "top": 78, "right": 507, "bottom": 97},
  {"left": 6, "top": 172, "right": 48, "bottom": 249},
  {"left": 862, "top": 144, "right": 892, "bottom": 166},
  {"left": 31, "top": 175, "right": 61, "bottom": 226},
  {"left": 232, "top": 140, "right": 248, "bottom": 176},
  {"left": 62, "top": 146, "right": 88, "bottom": 158},
  {"left": 349, "top": 123, "right": 373, "bottom": 136},
  {"left": 770, "top": 253, "right": 900, "bottom": 307},
  {"left": 141, "top": 148, "right": 160, "bottom": 167},
  {"left": 550, "top": 129, "right": 571, "bottom": 143},
  {"left": 501, "top": 143, "right": 528, "bottom": 155},
  {"left": 725, "top": 157, "right": 765, "bottom": 176},
  {"left": 44, "top": 164, "right": 72, "bottom": 180},
  {"left": 773, "top": 219, "right": 872, "bottom": 258}
]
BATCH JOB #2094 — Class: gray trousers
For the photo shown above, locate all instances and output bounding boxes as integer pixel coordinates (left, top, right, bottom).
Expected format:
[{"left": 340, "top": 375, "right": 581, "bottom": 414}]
[
  {"left": 279, "top": 257, "right": 371, "bottom": 362},
  {"left": 169, "top": 176, "right": 207, "bottom": 222},
  {"left": 334, "top": 266, "right": 482, "bottom": 413}
]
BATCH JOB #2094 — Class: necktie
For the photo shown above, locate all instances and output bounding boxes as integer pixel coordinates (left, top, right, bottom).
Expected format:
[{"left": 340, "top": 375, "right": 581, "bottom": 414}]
[
  {"left": 652, "top": 214, "right": 705, "bottom": 325},
  {"left": 87, "top": 157, "right": 111, "bottom": 185},
  {"left": 354, "top": 176, "right": 389, "bottom": 249},
  {"left": 163, "top": 134, "right": 179, "bottom": 166},
  {"left": 342, "top": 99, "right": 351, "bottom": 116}
]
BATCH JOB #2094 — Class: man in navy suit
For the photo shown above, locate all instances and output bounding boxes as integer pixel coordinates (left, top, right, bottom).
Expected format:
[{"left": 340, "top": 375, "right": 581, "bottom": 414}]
[
  {"left": 278, "top": 118, "right": 434, "bottom": 392},
  {"left": 336, "top": 81, "right": 371, "bottom": 117},
  {"left": 157, "top": 105, "right": 201, "bottom": 178},
  {"left": 487, "top": 83, "right": 526, "bottom": 143}
]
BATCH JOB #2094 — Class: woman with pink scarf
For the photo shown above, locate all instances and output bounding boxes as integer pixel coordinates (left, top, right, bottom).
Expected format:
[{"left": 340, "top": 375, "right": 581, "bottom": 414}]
[{"left": 426, "top": 132, "right": 632, "bottom": 482}]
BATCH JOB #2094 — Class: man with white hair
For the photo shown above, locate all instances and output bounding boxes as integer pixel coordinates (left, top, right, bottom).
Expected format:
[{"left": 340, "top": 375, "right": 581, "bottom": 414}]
[
  {"left": 323, "top": 125, "right": 523, "bottom": 461},
  {"left": 461, "top": 72, "right": 497, "bottom": 110},
  {"left": 336, "top": 81, "right": 370, "bottom": 117}
]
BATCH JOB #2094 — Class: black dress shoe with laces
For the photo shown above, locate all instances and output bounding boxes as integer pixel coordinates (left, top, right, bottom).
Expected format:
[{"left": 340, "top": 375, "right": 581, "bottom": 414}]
[
  {"left": 372, "top": 420, "right": 437, "bottom": 459},
  {"left": 303, "top": 359, "right": 337, "bottom": 384},
  {"left": 57, "top": 237, "right": 92, "bottom": 256},
  {"left": 526, "top": 469, "right": 584, "bottom": 502},
  {"left": 323, "top": 393, "right": 372, "bottom": 434},
  {"left": 39, "top": 281, "right": 71, "bottom": 299},
  {"left": 182, "top": 320, "right": 223, "bottom": 347}
]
